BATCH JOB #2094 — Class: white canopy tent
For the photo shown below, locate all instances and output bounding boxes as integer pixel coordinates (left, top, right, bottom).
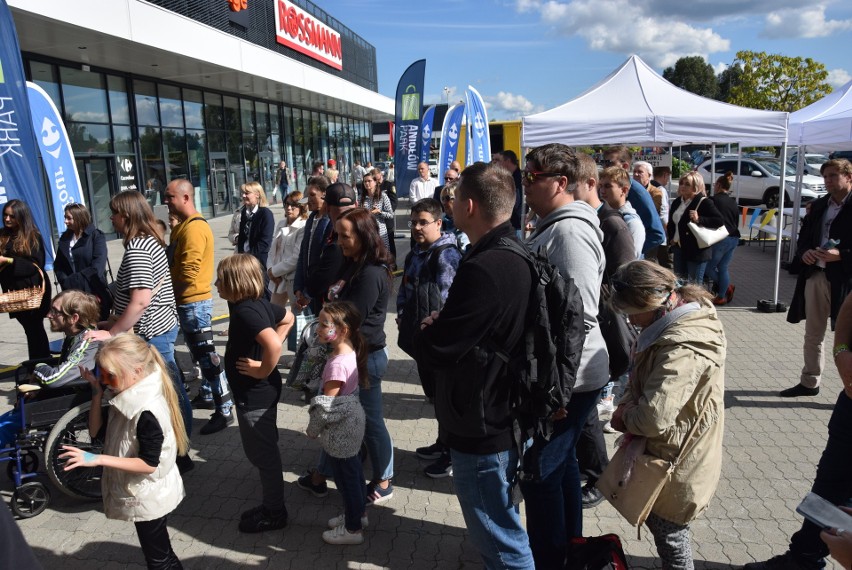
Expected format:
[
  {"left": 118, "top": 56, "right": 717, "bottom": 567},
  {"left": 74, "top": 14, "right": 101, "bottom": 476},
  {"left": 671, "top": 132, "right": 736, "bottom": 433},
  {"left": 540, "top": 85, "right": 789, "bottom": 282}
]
[{"left": 522, "top": 55, "right": 791, "bottom": 307}]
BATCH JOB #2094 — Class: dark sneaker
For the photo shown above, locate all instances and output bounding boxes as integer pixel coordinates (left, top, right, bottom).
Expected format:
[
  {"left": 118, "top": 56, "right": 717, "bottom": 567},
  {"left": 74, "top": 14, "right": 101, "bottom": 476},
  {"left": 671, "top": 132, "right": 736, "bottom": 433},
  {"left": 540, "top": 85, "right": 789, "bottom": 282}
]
[
  {"left": 241, "top": 505, "right": 265, "bottom": 521},
  {"left": 415, "top": 442, "right": 444, "bottom": 460},
  {"left": 176, "top": 454, "right": 194, "bottom": 475},
  {"left": 238, "top": 507, "right": 288, "bottom": 533},
  {"left": 424, "top": 453, "right": 452, "bottom": 478},
  {"left": 296, "top": 471, "right": 329, "bottom": 498},
  {"left": 742, "top": 552, "right": 822, "bottom": 570},
  {"left": 200, "top": 411, "right": 234, "bottom": 435},
  {"left": 366, "top": 481, "right": 394, "bottom": 506},
  {"left": 581, "top": 484, "right": 604, "bottom": 509},
  {"left": 779, "top": 384, "right": 820, "bottom": 398},
  {"left": 191, "top": 393, "right": 215, "bottom": 409}
]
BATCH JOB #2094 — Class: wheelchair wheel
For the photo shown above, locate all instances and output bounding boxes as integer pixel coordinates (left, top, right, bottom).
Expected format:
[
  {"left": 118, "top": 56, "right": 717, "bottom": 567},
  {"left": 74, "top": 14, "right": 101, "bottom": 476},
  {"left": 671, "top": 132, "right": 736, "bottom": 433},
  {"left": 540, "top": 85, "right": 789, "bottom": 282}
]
[
  {"left": 6, "top": 449, "right": 39, "bottom": 481},
  {"left": 44, "top": 402, "right": 105, "bottom": 500},
  {"left": 11, "top": 481, "right": 50, "bottom": 518}
]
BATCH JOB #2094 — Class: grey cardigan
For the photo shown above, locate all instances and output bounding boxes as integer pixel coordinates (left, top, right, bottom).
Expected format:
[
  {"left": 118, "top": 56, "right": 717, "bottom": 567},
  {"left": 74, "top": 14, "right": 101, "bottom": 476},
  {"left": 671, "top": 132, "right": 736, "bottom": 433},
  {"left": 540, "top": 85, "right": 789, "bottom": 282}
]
[{"left": 306, "top": 393, "right": 366, "bottom": 458}]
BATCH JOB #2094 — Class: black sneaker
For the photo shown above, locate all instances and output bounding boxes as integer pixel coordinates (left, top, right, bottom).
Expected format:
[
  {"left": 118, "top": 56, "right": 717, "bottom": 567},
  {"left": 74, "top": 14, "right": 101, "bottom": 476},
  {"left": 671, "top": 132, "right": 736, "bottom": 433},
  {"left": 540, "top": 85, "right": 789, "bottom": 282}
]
[
  {"left": 296, "top": 471, "right": 329, "bottom": 498},
  {"left": 742, "top": 552, "right": 822, "bottom": 570},
  {"left": 176, "top": 454, "right": 194, "bottom": 475},
  {"left": 416, "top": 442, "right": 444, "bottom": 460},
  {"left": 191, "top": 393, "right": 215, "bottom": 409},
  {"left": 200, "top": 411, "right": 234, "bottom": 435},
  {"left": 779, "top": 384, "right": 820, "bottom": 398},
  {"left": 240, "top": 504, "right": 265, "bottom": 521},
  {"left": 581, "top": 484, "right": 604, "bottom": 509},
  {"left": 238, "top": 507, "right": 288, "bottom": 533},
  {"left": 424, "top": 453, "right": 452, "bottom": 478}
]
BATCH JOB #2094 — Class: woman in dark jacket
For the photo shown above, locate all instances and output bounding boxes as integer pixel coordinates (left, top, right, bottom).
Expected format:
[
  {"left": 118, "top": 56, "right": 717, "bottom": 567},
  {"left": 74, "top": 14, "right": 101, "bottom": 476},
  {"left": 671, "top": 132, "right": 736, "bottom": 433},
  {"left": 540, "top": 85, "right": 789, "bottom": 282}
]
[
  {"left": 237, "top": 181, "right": 275, "bottom": 270},
  {"left": 667, "top": 171, "right": 724, "bottom": 284},
  {"left": 54, "top": 203, "right": 111, "bottom": 317},
  {"left": 0, "top": 199, "right": 52, "bottom": 359},
  {"left": 706, "top": 173, "right": 741, "bottom": 305}
]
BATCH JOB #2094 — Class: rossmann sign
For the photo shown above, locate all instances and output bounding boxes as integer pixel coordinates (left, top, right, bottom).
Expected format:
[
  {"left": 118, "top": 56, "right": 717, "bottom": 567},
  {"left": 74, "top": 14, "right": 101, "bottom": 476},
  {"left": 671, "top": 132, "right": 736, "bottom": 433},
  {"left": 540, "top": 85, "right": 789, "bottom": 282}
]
[{"left": 274, "top": 0, "right": 342, "bottom": 71}]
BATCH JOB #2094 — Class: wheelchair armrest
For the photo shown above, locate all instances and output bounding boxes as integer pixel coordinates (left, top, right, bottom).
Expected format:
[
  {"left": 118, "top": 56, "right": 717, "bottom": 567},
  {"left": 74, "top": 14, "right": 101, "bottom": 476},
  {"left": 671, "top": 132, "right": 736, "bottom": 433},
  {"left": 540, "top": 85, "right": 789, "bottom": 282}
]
[{"left": 17, "top": 384, "right": 42, "bottom": 394}]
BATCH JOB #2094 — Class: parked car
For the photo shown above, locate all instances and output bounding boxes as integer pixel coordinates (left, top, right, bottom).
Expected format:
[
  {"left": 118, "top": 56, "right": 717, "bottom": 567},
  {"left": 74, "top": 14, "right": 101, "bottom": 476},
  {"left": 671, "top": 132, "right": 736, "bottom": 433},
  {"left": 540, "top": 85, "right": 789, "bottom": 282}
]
[
  {"left": 428, "top": 158, "right": 438, "bottom": 177},
  {"left": 697, "top": 157, "right": 826, "bottom": 208},
  {"left": 787, "top": 153, "right": 829, "bottom": 176},
  {"left": 830, "top": 150, "right": 852, "bottom": 161}
]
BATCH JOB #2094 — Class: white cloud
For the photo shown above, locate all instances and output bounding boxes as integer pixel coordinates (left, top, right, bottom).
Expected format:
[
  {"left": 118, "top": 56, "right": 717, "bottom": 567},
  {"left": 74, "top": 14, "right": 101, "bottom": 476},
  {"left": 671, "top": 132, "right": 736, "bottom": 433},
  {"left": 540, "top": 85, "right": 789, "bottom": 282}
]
[
  {"left": 827, "top": 68, "right": 852, "bottom": 88},
  {"left": 713, "top": 62, "right": 729, "bottom": 75},
  {"left": 763, "top": 6, "right": 852, "bottom": 39},
  {"left": 485, "top": 91, "right": 544, "bottom": 119}
]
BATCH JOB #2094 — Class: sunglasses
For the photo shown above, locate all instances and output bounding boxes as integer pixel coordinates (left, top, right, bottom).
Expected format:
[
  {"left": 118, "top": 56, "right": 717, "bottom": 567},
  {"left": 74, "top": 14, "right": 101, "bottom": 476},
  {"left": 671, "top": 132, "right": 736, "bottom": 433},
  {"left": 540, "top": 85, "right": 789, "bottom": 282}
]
[
  {"left": 602, "top": 159, "right": 619, "bottom": 167},
  {"left": 441, "top": 195, "right": 454, "bottom": 203},
  {"left": 522, "top": 170, "right": 563, "bottom": 185}
]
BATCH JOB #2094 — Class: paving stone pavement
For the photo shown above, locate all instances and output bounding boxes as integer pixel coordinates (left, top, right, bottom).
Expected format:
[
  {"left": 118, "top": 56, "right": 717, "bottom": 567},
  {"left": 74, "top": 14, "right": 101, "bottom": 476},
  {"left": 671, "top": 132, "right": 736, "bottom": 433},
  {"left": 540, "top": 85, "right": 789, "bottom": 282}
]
[{"left": 0, "top": 209, "right": 844, "bottom": 569}]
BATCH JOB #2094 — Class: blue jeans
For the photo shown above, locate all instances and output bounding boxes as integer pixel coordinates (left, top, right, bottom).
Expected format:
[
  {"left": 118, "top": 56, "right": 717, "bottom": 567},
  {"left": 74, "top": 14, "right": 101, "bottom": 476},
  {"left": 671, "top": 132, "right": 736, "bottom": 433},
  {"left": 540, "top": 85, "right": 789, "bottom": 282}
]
[
  {"left": 451, "top": 447, "right": 534, "bottom": 570},
  {"left": 789, "top": 391, "right": 852, "bottom": 567},
  {"left": 330, "top": 454, "right": 366, "bottom": 531},
  {"left": 177, "top": 299, "right": 233, "bottom": 415},
  {"left": 147, "top": 324, "right": 192, "bottom": 438},
  {"left": 706, "top": 236, "right": 738, "bottom": 296},
  {"left": 672, "top": 246, "right": 708, "bottom": 284},
  {"left": 520, "top": 388, "right": 602, "bottom": 569},
  {"left": 318, "top": 348, "right": 394, "bottom": 482}
]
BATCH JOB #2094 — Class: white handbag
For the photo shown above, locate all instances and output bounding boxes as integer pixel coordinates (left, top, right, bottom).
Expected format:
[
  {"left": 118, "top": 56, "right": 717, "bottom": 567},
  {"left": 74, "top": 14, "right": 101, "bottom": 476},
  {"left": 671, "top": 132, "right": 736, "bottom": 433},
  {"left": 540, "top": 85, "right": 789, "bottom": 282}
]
[{"left": 687, "top": 197, "right": 729, "bottom": 248}]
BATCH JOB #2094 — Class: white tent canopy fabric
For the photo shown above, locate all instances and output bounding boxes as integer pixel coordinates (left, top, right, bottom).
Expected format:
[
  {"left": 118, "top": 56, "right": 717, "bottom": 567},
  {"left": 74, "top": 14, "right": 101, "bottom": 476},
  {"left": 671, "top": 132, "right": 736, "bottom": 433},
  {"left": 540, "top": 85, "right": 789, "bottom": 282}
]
[
  {"left": 522, "top": 55, "right": 788, "bottom": 147},
  {"left": 788, "top": 79, "right": 852, "bottom": 151}
]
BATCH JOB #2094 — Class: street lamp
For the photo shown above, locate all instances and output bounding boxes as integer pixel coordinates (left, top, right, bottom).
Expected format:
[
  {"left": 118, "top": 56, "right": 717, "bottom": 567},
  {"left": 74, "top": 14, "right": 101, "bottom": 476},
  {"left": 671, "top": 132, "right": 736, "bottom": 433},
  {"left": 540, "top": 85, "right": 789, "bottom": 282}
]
[{"left": 443, "top": 86, "right": 450, "bottom": 105}]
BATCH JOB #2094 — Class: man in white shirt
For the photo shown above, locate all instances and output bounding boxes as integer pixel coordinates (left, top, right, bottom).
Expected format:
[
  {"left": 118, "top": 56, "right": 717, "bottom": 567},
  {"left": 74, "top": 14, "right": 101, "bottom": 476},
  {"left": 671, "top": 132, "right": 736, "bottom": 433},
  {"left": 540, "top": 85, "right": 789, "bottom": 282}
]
[{"left": 410, "top": 161, "right": 438, "bottom": 202}]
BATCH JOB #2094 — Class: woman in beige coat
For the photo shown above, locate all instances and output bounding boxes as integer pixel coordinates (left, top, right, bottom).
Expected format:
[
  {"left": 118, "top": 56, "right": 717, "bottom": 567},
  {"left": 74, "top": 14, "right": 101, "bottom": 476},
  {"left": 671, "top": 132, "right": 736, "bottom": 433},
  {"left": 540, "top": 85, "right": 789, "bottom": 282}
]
[{"left": 609, "top": 260, "right": 725, "bottom": 570}]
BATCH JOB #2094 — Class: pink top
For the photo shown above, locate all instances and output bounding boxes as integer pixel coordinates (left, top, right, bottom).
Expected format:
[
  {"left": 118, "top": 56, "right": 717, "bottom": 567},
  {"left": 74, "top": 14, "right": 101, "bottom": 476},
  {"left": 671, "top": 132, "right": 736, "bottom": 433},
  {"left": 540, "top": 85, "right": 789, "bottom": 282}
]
[{"left": 322, "top": 352, "right": 359, "bottom": 395}]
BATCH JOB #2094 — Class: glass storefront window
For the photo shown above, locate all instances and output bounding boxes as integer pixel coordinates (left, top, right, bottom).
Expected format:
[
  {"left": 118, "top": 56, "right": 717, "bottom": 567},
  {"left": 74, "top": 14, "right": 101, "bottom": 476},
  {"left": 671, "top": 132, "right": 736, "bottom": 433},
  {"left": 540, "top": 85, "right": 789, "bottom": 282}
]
[
  {"left": 223, "top": 96, "right": 239, "bottom": 131},
  {"left": 67, "top": 122, "right": 111, "bottom": 154},
  {"left": 184, "top": 89, "right": 204, "bottom": 130},
  {"left": 138, "top": 126, "right": 165, "bottom": 206},
  {"left": 107, "top": 75, "right": 130, "bottom": 124},
  {"left": 256, "top": 102, "right": 270, "bottom": 138},
  {"left": 134, "top": 80, "right": 159, "bottom": 126},
  {"left": 163, "top": 128, "right": 188, "bottom": 181},
  {"left": 159, "top": 84, "right": 184, "bottom": 129},
  {"left": 240, "top": 98, "right": 256, "bottom": 134},
  {"left": 207, "top": 130, "right": 225, "bottom": 153},
  {"left": 60, "top": 67, "right": 109, "bottom": 123},
  {"left": 227, "top": 131, "right": 245, "bottom": 203},
  {"left": 204, "top": 92, "right": 224, "bottom": 130},
  {"left": 113, "top": 125, "right": 133, "bottom": 154},
  {"left": 186, "top": 130, "right": 212, "bottom": 218},
  {"left": 29, "top": 62, "right": 61, "bottom": 110}
]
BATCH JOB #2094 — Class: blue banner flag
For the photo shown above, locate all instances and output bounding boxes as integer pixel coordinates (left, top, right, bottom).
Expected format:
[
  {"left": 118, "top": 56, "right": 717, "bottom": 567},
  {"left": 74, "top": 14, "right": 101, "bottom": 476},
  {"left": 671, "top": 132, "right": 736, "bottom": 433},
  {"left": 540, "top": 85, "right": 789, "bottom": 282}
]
[
  {"left": 0, "top": 0, "right": 55, "bottom": 269},
  {"left": 438, "top": 101, "right": 465, "bottom": 181},
  {"left": 27, "top": 82, "right": 84, "bottom": 235},
  {"left": 419, "top": 104, "right": 435, "bottom": 165},
  {"left": 465, "top": 86, "right": 491, "bottom": 165},
  {"left": 393, "top": 59, "right": 426, "bottom": 198}
]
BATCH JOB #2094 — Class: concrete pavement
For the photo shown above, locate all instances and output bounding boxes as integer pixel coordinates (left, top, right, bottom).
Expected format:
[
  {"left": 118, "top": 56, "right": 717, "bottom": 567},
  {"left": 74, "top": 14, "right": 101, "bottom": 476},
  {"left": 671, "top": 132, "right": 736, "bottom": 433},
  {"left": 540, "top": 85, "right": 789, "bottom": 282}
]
[{"left": 0, "top": 207, "right": 844, "bottom": 569}]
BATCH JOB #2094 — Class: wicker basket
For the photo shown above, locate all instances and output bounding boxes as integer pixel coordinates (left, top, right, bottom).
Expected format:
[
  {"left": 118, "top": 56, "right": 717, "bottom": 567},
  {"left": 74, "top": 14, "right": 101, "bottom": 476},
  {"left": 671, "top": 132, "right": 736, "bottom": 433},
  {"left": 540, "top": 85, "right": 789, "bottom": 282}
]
[{"left": 0, "top": 266, "right": 45, "bottom": 313}]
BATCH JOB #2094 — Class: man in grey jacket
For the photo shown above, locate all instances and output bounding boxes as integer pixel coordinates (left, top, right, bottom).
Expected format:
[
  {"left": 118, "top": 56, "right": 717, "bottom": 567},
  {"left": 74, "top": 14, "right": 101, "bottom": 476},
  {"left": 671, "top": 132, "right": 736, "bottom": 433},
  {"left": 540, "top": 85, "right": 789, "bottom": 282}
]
[{"left": 519, "top": 143, "right": 610, "bottom": 569}]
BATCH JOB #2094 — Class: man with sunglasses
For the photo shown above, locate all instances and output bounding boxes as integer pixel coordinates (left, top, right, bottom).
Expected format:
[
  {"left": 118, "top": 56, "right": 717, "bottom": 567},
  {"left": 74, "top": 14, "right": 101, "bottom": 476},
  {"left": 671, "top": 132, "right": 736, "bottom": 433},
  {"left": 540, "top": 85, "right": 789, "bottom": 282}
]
[
  {"left": 431, "top": 167, "right": 460, "bottom": 203},
  {"left": 520, "top": 143, "right": 609, "bottom": 569},
  {"left": 602, "top": 146, "right": 665, "bottom": 257}
]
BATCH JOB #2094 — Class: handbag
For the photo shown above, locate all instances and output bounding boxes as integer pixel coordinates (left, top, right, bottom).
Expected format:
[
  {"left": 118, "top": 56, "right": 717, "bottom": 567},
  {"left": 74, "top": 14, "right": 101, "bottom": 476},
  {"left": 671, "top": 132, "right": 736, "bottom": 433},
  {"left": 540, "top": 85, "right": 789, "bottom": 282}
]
[
  {"left": 0, "top": 266, "right": 45, "bottom": 313},
  {"left": 286, "top": 318, "right": 329, "bottom": 395},
  {"left": 565, "top": 534, "right": 629, "bottom": 570},
  {"left": 596, "top": 408, "right": 707, "bottom": 527},
  {"left": 598, "top": 284, "right": 638, "bottom": 377},
  {"left": 687, "top": 197, "right": 728, "bottom": 248}
]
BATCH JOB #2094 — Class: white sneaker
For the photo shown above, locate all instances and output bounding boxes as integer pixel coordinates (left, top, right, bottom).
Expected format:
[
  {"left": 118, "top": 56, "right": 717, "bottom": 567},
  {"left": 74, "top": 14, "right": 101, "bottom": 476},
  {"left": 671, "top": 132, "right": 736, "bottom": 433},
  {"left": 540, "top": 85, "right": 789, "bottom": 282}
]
[
  {"left": 322, "top": 523, "right": 364, "bottom": 545},
  {"left": 327, "top": 513, "right": 368, "bottom": 529},
  {"left": 597, "top": 396, "right": 614, "bottom": 419},
  {"left": 602, "top": 421, "right": 617, "bottom": 434}
]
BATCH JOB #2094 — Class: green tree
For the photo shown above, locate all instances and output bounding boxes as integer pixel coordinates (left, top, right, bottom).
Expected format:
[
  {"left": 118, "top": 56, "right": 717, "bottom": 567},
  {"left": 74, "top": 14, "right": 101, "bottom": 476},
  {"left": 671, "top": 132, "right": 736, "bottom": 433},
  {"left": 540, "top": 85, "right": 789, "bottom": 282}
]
[
  {"left": 727, "top": 50, "right": 832, "bottom": 112},
  {"left": 716, "top": 64, "right": 743, "bottom": 103},
  {"left": 663, "top": 56, "right": 719, "bottom": 99}
]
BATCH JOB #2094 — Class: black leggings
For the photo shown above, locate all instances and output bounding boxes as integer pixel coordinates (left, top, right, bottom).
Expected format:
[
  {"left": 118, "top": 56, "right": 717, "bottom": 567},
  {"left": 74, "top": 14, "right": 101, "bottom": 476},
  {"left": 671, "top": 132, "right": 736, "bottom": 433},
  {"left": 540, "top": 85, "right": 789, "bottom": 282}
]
[
  {"left": 15, "top": 311, "right": 49, "bottom": 360},
  {"left": 134, "top": 516, "right": 182, "bottom": 569}
]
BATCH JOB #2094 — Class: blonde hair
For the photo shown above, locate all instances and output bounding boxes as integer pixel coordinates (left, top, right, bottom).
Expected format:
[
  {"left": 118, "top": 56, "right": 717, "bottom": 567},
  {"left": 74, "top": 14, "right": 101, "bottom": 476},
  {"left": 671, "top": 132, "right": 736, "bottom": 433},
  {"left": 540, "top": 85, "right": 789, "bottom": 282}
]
[
  {"left": 96, "top": 333, "right": 189, "bottom": 455},
  {"left": 217, "top": 254, "right": 265, "bottom": 301},
  {"left": 110, "top": 191, "right": 166, "bottom": 247},
  {"left": 679, "top": 171, "right": 706, "bottom": 195},
  {"left": 241, "top": 182, "right": 268, "bottom": 207},
  {"left": 600, "top": 166, "right": 631, "bottom": 189},
  {"left": 53, "top": 290, "right": 100, "bottom": 330},
  {"left": 285, "top": 191, "right": 309, "bottom": 220},
  {"left": 611, "top": 260, "right": 711, "bottom": 315}
]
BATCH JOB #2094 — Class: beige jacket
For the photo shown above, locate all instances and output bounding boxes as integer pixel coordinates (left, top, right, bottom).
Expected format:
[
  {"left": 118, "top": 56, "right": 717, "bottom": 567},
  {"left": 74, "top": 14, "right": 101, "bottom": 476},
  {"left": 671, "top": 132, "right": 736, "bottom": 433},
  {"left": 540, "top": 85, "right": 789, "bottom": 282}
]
[{"left": 619, "top": 299, "right": 726, "bottom": 525}]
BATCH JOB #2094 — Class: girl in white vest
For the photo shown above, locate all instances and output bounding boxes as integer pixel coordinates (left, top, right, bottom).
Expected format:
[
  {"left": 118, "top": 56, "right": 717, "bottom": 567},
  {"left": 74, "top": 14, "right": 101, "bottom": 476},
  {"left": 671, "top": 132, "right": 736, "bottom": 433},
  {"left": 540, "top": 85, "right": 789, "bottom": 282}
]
[{"left": 61, "top": 333, "right": 189, "bottom": 569}]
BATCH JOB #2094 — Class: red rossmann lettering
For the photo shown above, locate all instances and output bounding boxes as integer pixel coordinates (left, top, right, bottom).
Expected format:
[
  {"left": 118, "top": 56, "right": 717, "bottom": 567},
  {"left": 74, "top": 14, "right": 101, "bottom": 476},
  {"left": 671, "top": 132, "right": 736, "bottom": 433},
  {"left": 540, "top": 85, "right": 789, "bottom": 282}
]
[{"left": 278, "top": 1, "right": 341, "bottom": 60}]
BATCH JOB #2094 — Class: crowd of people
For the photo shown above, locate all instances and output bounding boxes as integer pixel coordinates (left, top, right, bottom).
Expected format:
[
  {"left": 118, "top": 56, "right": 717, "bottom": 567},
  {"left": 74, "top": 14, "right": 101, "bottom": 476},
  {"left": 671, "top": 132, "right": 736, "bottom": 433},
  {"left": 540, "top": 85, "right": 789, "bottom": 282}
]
[{"left": 2, "top": 150, "right": 852, "bottom": 570}]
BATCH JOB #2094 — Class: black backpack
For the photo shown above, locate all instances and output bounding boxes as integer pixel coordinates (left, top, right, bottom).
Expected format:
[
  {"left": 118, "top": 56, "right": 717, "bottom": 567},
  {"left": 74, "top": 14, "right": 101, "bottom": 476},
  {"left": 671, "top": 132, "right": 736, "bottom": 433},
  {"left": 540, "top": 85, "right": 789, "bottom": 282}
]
[
  {"left": 397, "top": 243, "right": 459, "bottom": 357},
  {"left": 489, "top": 238, "right": 586, "bottom": 472}
]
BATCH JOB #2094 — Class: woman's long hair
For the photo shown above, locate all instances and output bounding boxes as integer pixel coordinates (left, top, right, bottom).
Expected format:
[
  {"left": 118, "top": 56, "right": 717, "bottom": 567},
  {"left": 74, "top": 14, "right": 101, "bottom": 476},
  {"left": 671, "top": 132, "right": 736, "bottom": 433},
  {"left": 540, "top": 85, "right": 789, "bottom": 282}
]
[
  {"left": 96, "top": 333, "right": 189, "bottom": 456},
  {"left": 0, "top": 199, "right": 42, "bottom": 257},
  {"left": 610, "top": 260, "right": 711, "bottom": 316},
  {"left": 64, "top": 203, "right": 93, "bottom": 236},
  {"left": 336, "top": 208, "right": 394, "bottom": 271},
  {"left": 321, "top": 301, "right": 369, "bottom": 388},
  {"left": 110, "top": 191, "right": 165, "bottom": 247}
]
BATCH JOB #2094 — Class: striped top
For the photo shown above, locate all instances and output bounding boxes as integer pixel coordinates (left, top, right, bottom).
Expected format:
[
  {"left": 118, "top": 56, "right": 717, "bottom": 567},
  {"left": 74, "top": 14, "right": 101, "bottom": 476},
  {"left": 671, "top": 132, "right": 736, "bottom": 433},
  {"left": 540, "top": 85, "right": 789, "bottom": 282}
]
[{"left": 113, "top": 235, "right": 177, "bottom": 340}]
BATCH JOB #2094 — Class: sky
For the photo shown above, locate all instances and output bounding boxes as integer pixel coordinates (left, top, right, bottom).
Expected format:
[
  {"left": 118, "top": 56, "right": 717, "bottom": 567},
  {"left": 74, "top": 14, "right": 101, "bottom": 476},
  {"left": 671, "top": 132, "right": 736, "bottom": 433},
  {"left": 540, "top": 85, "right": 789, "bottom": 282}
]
[{"left": 325, "top": 0, "right": 852, "bottom": 120}]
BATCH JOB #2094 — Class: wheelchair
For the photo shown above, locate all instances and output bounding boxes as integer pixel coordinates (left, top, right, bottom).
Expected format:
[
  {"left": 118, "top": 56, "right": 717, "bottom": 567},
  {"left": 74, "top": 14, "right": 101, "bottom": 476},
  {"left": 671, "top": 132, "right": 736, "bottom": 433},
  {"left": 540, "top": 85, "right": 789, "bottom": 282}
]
[{"left": 1, "top": 361, "right": 107, "bottom": 518}]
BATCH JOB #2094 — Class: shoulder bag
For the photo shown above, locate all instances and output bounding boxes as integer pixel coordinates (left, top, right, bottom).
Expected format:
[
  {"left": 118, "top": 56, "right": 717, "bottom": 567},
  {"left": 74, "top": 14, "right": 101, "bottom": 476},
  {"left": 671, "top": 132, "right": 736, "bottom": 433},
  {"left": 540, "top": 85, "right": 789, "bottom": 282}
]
[{"left": 687, "top": 197, "right": 728, "bottom": 249}]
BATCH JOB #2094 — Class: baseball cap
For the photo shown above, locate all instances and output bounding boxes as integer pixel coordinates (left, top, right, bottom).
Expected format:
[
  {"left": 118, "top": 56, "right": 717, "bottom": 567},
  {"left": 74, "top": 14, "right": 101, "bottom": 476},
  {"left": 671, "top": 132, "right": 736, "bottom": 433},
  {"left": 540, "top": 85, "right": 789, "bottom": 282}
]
[
  {"left": 327, "top": 159, "right": 337, "bottom": 167},
  {"left": 324, "top": 183, "right": 357, "bottom": 207}
]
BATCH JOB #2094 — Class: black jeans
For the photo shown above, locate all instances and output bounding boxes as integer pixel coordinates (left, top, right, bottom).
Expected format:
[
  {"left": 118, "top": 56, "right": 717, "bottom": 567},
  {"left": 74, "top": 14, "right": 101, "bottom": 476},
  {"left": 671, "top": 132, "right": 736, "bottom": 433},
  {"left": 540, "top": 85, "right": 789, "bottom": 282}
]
[
  {"left": 330, "top": 454, "right": 366, "bottom": 531},
  {"left": 16, "top": 311, "right": 50, "bottom": 360},
  {"left": 135, "top": 516, "right": 182, "bottom": 569},
  {"left": 789, "top": 391, "right": 852, "bottom": 566},
  {"left": 577, "top": 404, "right": 609, "bottom": 486}
]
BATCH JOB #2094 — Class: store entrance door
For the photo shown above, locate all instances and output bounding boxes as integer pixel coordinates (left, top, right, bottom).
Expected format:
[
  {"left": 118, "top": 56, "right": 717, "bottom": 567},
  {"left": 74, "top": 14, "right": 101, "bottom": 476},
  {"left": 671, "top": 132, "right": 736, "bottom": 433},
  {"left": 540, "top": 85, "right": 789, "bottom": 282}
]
[
  {"left": 75, "top": 157, "right": 117, "bottom": 235},
  {"left": 210, "top": 153, "right": 233, "bottom": 215},
  {"left": 258, "top": 152, "right": 277, "bottom": 204}
]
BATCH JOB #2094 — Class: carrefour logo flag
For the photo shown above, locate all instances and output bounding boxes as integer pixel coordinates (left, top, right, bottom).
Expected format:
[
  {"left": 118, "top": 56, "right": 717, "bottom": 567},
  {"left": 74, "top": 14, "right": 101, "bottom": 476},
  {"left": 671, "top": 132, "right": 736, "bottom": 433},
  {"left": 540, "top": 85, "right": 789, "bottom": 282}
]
[
  {"left": 438, "top": 102, "right": 465, "bottom": 181},
  {"left": 465, "top": 86, "right": 491, "bottom": 166}
]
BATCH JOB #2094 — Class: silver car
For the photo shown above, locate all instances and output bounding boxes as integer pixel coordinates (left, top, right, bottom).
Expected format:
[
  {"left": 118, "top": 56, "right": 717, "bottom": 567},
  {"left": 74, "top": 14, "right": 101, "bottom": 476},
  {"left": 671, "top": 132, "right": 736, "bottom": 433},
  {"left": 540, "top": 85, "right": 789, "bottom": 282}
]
[{"left": 698, "top": 157, "right": 826, "bottom": 208}]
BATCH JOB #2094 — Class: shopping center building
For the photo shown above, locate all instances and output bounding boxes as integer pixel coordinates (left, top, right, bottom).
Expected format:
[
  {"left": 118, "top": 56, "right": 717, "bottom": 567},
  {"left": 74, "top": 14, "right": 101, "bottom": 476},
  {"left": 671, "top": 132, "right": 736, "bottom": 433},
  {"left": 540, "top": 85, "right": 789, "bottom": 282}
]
[{"left": 8, "top": 0, "right": 393, "bottom": 234}]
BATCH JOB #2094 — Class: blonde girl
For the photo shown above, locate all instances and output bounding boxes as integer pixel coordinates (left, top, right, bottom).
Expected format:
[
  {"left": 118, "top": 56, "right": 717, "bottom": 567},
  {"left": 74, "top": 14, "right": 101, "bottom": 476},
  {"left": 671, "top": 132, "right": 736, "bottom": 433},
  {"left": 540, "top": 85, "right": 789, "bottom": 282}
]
[
  {"left": 306, "top": 301, "right": 368, "bottom": 545},
  {"left": 216, "top": 254, "right": 293, "bottom": 533},
  {"left": 61, "top": 333, "right": 188, "bottom": 569}
]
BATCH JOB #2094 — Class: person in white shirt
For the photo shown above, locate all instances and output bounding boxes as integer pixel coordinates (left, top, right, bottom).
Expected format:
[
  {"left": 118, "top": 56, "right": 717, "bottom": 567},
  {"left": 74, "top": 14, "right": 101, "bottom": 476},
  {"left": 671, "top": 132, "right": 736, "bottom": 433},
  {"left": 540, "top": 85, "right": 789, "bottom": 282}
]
[{"left": 409, "top": 162, "right": 438, "bottom": 202}]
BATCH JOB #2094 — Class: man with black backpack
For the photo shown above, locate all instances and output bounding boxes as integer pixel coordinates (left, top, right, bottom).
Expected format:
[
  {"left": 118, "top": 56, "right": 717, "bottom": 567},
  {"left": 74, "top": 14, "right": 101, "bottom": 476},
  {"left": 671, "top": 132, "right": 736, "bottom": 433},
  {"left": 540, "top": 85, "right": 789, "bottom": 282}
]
[
  {"left": 396, "top": 198, "right": 462, "bottom": 479},
  {"left": 521, "top": 143, "right": 610, "bottom": 569},
  {"left": 413, "top": 162, "right": 535, "bottom": 569}
]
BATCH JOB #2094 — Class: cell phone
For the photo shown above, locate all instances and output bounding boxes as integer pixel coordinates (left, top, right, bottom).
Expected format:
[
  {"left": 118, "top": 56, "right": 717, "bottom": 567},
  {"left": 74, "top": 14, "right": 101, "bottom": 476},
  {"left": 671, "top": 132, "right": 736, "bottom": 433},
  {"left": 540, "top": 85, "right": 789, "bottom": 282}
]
[{"left": 796, "top": 492, "right": 852, "bottom": 530}]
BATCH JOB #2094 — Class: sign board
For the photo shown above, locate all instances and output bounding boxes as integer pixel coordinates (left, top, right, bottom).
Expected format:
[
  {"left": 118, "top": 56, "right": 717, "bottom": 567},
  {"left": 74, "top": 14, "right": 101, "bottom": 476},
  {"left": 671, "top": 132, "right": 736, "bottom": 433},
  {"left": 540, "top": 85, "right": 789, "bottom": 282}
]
[{"left": 273, "top": 0, "right": 342, "bottom": 70}]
